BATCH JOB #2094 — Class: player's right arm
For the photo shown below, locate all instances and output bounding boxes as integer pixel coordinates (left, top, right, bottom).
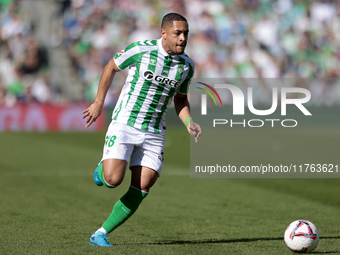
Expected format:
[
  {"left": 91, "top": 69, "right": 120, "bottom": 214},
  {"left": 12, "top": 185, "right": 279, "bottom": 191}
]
[{"left": 82, "top": 58, "right": 121, "bottom": 128}]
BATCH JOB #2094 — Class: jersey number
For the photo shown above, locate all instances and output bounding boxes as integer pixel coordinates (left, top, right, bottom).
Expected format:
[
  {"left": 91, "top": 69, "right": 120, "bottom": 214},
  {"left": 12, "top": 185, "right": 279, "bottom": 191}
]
[{"left": 105, "top": 135, "right": 117, "bottom": 147}]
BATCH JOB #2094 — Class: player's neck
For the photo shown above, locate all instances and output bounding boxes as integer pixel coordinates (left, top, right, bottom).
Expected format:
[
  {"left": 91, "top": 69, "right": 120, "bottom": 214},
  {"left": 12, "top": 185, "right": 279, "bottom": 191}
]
[{"left": 161, "top": 39, "right": 175, "bottom": 56}]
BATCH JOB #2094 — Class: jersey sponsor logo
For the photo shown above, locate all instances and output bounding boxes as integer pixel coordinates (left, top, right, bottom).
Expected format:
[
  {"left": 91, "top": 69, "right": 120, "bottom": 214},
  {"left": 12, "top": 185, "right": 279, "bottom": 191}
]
[
  {"left": 144, "top": 70, "right": 154, "bottom": 80},
  {"left": 143, "top": 70, "right": 180, "bottom": 88}
]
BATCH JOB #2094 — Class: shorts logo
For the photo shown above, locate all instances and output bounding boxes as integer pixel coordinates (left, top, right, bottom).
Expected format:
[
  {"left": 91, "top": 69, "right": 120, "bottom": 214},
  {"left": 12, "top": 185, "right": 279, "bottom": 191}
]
[
  {"left": 144, "top": 70, "right": 154, "bottom": 80},
  {"left": 158, "top": 151, "right": 164, "bottom": 162}
]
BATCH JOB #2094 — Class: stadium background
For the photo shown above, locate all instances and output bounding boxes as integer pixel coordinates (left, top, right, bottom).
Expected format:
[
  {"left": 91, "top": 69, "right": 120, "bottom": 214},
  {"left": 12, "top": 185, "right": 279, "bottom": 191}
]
[
  {"left": 0, "top": 1, "right": 339, "bottom": 254},
  {"left": 1, "top": 0, "right": 340, "bottom": 131}
]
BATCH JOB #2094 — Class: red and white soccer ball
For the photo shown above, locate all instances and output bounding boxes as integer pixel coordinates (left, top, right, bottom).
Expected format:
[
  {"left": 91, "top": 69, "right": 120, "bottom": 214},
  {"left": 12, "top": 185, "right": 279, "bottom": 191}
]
[{"left": 284, "top": 220, "right": 319, "bottom": 253}]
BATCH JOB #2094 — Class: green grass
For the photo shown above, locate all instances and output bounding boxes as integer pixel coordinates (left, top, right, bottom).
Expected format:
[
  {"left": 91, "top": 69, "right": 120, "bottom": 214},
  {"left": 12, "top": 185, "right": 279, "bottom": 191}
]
[{"left": 0, "top": 129, "right": 339, "bottom": 254}]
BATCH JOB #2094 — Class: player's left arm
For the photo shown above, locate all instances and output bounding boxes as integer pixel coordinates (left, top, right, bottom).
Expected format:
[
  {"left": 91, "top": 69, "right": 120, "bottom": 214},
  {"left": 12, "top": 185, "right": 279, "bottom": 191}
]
[{"left": 174, "top": 93, "right": 202, "bottom": 143}]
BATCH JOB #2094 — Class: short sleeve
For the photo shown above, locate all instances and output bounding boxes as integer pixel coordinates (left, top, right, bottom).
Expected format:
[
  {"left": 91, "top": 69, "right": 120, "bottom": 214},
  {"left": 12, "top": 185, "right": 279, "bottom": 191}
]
[
  {"left": 113, "top": 42, "right": 147, "bottom": 70},
  {"left": 177, "top": 62, "right": 194, "bottom": 94}
]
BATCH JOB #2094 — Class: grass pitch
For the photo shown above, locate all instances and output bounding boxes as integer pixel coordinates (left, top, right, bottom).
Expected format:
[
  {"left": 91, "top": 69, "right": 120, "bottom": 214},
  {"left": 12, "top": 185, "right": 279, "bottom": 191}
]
[{"left": 0, "top": 128, "right": 339, "bottom": 254}]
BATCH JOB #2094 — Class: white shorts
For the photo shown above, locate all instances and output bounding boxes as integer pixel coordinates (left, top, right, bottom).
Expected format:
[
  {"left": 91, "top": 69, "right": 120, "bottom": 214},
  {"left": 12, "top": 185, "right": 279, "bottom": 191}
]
[{"left": 101, "top": 121, "right": 165, "bottom": 175}]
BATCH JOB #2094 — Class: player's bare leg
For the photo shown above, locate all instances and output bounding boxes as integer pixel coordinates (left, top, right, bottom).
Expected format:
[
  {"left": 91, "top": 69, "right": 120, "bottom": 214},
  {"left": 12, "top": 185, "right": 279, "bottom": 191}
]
[
  {"left": 103, "top": 159, "right": 127, "bottom": 187},
  {"left": 90, "top": 164, "right": 158, "bottom": 246},
  {"left": 94, "top": 159, "right": 127, "bottom": 188},
  {"left": 130, "top": 166, "right": 159, "bottom": 192}
]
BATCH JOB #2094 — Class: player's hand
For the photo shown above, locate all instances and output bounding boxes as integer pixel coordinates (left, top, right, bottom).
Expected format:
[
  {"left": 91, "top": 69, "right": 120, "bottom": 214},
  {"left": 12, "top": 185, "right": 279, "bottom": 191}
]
[
  {"left": 82, "top": 102, "right": 103, "bottom": 128},
  {"left": 187, "top": 122, "right": 202, "bottom": 143}
]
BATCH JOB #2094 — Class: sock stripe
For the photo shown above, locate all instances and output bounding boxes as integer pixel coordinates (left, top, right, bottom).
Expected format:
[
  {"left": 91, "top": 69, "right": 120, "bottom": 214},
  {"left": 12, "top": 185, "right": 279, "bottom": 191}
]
[
  {"left": 103, "top": 178, "right": 115, "bottom": 188},
  {"left": 130, "top": 185, "right": 149, "bottom": 194}
]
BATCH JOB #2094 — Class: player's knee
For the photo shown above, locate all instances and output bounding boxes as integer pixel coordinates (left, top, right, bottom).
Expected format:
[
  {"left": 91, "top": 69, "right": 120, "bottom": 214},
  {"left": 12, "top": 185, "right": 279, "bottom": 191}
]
[{"left": 104, "top": 174, "right": 124, "bottom": 187}]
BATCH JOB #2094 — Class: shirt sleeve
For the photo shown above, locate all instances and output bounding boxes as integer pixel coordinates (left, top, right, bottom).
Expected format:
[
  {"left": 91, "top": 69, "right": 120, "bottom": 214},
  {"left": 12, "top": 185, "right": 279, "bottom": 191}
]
[
  {"left": 177, "top": 62, "right": 195, "bottom": 94},
  {"left": 113, "top": 42, "right": 147, "bottom": 70}
]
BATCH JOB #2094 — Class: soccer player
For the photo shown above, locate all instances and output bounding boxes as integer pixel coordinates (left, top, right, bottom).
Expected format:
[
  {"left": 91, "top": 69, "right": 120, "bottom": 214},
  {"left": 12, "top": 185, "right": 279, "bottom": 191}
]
[{"left": 82, "top": 13, "right": 201, "bottom": 247}]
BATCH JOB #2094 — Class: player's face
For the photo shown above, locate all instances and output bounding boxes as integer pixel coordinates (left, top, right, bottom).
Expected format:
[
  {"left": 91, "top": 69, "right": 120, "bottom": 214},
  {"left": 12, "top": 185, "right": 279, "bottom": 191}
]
[{"left": 162, "top": 21, "right": 189, "bottom": 55}]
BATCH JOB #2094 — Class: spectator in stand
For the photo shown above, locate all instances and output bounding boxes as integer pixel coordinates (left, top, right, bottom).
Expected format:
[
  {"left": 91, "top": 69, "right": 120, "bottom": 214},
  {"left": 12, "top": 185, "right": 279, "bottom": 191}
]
[
  {"left": 60, "top": 0, "right": 340, "bottom": 106},
  {"left": 17, "top": 37, "right": 48, "bottom": 75},
  {"left": 0, "top": 1, "right": 52, "bottom": 106}
]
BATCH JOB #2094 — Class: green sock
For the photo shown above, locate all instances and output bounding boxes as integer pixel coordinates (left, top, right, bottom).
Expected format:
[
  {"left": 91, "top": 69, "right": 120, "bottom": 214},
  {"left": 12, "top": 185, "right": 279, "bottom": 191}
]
[
  {"left": 102, "top": 186, "right": 148, "bottom": 233},
  {"left": 97, "top": 162, "right": 115, "bottom": 188}
]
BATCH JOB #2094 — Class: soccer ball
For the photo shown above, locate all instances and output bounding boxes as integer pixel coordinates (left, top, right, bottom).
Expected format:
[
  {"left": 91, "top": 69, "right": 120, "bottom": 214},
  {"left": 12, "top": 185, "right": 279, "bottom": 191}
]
[{"left": 284, "top": 220, "right": 319, "bottom": 253}]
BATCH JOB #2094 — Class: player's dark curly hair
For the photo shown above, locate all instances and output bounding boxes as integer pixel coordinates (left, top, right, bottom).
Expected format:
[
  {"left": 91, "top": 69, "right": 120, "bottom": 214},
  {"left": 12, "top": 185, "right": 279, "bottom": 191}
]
[{"left": 161, "top": 13, "right": 187, "bottom": 29}]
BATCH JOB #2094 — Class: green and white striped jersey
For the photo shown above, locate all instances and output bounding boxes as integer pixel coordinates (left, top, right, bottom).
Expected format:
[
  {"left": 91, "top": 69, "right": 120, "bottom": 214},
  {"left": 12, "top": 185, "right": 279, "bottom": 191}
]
[{"left": 112, "top": 37, "right": 195, "bottom": 134}]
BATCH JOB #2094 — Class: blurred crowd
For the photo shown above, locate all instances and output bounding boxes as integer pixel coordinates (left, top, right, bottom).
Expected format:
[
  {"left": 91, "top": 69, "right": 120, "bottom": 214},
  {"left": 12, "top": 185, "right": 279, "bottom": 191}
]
[
  {"left": 1, "top": 0, "right": 340, "bottom": 106},
  {"left": 60, "top": 0, "right": 340, "bottom": 106},
  {"left": 0, "top": 0, "right": 52, "bottom": 106}
]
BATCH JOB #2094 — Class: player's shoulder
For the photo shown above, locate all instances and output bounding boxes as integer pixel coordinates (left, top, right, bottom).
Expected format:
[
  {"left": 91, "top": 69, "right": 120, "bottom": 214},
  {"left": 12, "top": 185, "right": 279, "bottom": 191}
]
[
  {"left": 125, "top": 39, "right": 158, "bottom": 52},
  {"left": 115, "top": 40, "right": 158, "bottom": 60},
  {"left": 178, "top": 52, "right": 195, "bottom": 69}
]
